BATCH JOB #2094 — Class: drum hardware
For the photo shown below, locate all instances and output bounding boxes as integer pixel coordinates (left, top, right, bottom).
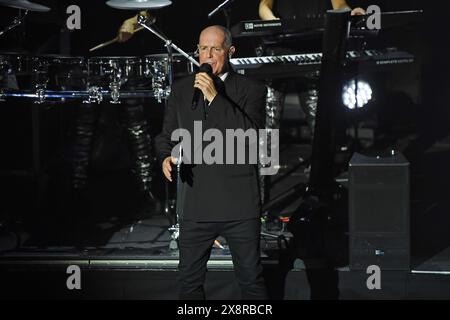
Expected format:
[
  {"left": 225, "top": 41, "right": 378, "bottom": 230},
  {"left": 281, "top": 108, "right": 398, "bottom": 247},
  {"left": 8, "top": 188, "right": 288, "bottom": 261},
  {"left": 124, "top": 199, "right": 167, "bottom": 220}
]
[
  {"left": 92, "top": 1, "right": 198, "bottom": 102},
  {"left": 0, "top": 0, "right": 202, "bottom": 251},
  {"left": 145, "top": 56, "right": 170, "bottom": 102},
  {"left": 0, "top": 52, "right": 194, "bottom": 104},
  {"left": 34, "top": 85, "right": 46, "bottom": 104},
  {"left": 0, "top": 0, "right": 51, "bottom": 37},
  {"left": 106, "top": 0, "right": 172, "bottom": 10},
  {"left": 151, "top": 84, "right": 169, "bottom": 103},
  {"left": 135, "top": 12, "right": 200, "bottom": 103},
  {"left": 0, "top": 10, "right": 28, "bottom": 37},
  {"left": 208, "top": 0, "right": 234, "bottom": 30},
  {"left": 136, "top": 13, "right": 199, "bottom": 70},
  {"left": 110, "top": 62, "right": 122, "bottom": 104},
  {"left": 107, "top": 2, "right": 201, "bottom": 248},
  {"left": 109, "top": 81, "right": 121, "bottom": 104},
  {"left": 168, "top": 223, "right": 180, "bottom": 250},
  {"left": 143, "top": 53, "right": 193, "bottom": 102},
  {"left": 32, "top": 58, "right": 49, "bottom": 104},
  {"left": 0, "top": 54, "right": 32, "bottom": 90},
  {"left": 83, "top": 86, "right": 104, "bottom": 104},
  {"left": 87, "top": 56, "right": 145, "bottom": 104},
  {"left": 0, "top": 88, "right": 157, "bottom": 102}
]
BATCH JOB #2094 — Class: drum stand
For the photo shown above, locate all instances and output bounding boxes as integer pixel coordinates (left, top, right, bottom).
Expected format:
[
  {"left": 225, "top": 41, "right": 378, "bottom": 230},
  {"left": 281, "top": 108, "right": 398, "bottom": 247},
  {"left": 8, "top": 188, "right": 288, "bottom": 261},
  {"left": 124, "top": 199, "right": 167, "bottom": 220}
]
[
  {"left": 136, "top": 14, "right": 200, "bottom": 250},
  {"left": 168, "top": 147, "right": 182, "bottom": 250},
  {"left": 137, "top": 14, "right": 199, "bottom": 70},
  {"left": 208, "top": 0, "right": 235, "bottom": 30}
]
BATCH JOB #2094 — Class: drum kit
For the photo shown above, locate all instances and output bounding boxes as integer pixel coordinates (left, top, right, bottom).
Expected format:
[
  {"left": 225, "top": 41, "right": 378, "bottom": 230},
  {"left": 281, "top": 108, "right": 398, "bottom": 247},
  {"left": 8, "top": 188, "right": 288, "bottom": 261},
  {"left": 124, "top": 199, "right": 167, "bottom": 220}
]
[
  {"left": 0, "top": 0, "right": 198, "bottom": 104},
  {"left": 0, "top": 0, "right": 206, "bottom": 249},
  {"left": 0, "top": 0, "right": 238, "bottom": 251}
]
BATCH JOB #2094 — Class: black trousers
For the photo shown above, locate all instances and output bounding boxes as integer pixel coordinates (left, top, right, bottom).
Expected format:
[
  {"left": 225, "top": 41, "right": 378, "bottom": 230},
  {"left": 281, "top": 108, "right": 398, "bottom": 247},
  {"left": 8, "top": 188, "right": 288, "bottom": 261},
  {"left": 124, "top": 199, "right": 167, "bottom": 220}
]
[{"left": 178, "top": 218, "right": 268, "bottom": 300}]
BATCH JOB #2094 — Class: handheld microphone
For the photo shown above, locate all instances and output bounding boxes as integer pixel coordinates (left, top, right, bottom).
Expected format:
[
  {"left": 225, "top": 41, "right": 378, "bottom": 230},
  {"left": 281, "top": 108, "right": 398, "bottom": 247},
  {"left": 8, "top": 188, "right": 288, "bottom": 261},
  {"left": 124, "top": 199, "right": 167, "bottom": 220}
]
[{"left": 192, "top": 63, "right": 213, "bottom": 110}]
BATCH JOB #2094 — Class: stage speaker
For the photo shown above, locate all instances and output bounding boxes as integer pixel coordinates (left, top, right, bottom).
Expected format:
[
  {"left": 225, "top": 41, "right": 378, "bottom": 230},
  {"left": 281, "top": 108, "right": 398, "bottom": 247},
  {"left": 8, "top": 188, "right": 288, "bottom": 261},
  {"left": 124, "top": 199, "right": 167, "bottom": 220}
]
[{"left": 349, "top": 151, "right": 410, "bottom": 270}]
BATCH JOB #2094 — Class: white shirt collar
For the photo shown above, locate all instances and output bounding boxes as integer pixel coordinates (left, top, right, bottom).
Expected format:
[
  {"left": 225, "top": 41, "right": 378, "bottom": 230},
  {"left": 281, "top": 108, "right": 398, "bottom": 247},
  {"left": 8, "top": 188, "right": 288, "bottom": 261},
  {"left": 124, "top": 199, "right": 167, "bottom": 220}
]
[{"left": 219, "top": 72, "right": 229, "bottom": 82}]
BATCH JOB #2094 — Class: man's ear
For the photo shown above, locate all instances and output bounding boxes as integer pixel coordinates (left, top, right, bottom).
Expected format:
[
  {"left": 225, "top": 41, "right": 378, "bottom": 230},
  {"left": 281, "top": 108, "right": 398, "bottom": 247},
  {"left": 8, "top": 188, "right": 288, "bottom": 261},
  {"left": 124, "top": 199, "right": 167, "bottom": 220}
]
[{"left": 228, "top": 46, "right": 236, "bottom": 58}]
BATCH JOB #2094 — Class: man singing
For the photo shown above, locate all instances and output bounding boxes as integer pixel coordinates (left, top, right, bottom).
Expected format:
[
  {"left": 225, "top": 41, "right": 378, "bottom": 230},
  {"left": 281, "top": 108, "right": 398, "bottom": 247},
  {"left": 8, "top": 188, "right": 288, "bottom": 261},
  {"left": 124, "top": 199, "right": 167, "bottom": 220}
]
[{"left": 155, "top": 25, "right": 268, "bottom": 300}]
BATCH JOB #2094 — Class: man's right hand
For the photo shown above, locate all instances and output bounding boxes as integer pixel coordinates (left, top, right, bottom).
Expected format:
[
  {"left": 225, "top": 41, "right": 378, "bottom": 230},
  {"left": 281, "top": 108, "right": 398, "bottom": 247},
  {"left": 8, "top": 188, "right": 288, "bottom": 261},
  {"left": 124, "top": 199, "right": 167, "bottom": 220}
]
[
  {"left": 117, "top": 16, "right": 136, "bottom": 43},
  {"left": 162, "top": 156, "right": 178, "bottom": 182},
  {"left": 117, "top": 10, "right": 150, "bottom": 43}
]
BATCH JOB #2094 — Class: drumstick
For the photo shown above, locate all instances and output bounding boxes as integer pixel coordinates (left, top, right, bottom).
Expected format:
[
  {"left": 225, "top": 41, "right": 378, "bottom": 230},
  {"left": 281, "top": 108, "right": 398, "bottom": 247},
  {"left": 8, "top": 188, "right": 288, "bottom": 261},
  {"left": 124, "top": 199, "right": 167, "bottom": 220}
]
[
  {"left": 89, "top": 38, "right": 118, "bottom": 52},
  {"left": 89, "top": 26, "right": 145, "bottom": 52}
]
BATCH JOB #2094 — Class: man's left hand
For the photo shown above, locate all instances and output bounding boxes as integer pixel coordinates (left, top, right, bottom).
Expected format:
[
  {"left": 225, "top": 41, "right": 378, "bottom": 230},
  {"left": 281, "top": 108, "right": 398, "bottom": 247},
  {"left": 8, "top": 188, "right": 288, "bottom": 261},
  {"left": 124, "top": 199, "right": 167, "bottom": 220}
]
[{"left": 194, "top": 72, "right": 218, "bottom": 103}]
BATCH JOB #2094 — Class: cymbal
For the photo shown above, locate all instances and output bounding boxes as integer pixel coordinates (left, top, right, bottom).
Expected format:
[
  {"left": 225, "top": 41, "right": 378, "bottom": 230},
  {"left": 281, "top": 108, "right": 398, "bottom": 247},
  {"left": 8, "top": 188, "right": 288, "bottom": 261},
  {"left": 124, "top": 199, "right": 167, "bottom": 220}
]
[
  {"left": 106, "top": 0, "right": 172, "bottom": 10},
  {"left": 0, "top": 0, "right": 50, "bottom": 12}
]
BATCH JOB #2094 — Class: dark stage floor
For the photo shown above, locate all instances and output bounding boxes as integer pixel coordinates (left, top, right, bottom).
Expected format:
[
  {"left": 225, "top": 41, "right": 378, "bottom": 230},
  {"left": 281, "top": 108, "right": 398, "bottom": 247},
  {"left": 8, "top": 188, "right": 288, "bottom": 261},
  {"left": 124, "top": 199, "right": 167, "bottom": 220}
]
[{"left": 2, "top": 139, "right": 450, "bottom": 300}]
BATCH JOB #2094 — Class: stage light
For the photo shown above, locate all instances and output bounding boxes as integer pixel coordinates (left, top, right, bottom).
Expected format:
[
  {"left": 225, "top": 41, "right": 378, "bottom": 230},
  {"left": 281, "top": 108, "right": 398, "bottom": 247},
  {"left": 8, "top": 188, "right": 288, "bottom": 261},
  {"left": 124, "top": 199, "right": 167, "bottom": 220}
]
[{"left": 342, "top": 79, "right": 372, "bottom": 110}]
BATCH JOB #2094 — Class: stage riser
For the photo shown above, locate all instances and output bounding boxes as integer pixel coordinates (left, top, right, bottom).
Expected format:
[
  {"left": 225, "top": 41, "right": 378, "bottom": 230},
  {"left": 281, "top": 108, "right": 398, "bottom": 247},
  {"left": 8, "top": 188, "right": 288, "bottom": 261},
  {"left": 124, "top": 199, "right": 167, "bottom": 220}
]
[{"left": 2, "top": 267, "right": 450, "bottom": 300}]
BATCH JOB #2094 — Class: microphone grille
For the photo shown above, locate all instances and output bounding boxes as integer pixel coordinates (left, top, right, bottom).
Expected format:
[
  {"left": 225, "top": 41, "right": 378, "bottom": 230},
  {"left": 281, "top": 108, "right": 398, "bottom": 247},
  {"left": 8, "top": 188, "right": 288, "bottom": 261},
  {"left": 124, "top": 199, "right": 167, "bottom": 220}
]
[{"left": 199, "top": 63, "right": 212, "bottom": 73}]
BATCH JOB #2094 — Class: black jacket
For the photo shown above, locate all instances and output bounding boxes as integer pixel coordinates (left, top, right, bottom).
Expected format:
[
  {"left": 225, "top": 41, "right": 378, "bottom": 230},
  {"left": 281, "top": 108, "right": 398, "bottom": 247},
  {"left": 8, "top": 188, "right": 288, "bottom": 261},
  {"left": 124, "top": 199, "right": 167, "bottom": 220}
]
[{"left": 155, "top": 71, "right": 267, "bottom": 222}]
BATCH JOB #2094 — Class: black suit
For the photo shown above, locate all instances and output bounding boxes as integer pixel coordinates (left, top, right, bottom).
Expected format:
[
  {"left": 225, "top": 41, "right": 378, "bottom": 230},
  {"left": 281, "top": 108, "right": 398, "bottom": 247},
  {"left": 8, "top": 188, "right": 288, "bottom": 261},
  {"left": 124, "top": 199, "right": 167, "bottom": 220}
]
[
  {"left": 156, "top": 71, "right": 266, "bottom": 221},
  {"left": 155, "top": 70, "right": 268, "bottom": 299}
]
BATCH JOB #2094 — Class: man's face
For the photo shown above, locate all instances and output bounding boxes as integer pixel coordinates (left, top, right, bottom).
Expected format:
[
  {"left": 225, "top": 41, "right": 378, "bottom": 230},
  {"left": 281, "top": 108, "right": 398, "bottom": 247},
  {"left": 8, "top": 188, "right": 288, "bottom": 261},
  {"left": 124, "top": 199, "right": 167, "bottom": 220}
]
[{"left": 197, "top": 27, "right": 233, "bottom": 76}]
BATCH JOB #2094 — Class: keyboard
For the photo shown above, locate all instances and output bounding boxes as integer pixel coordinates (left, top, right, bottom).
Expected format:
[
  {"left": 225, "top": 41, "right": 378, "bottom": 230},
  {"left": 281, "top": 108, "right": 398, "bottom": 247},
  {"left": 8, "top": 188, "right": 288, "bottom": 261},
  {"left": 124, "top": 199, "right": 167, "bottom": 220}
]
[{"left": 230, "top": 49, "right": 414, "bottom": 79}]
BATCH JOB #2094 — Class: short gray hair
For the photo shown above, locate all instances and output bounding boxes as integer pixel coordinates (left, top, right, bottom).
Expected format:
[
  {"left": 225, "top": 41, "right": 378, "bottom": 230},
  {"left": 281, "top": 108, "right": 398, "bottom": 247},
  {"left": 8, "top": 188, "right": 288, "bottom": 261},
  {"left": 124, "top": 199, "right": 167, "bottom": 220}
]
[
  {"left": 215, "top": 25, "right": 233, "bottom": 48},
  {"left": 201, "top": 25, "right": 233, "bottom": 49}
]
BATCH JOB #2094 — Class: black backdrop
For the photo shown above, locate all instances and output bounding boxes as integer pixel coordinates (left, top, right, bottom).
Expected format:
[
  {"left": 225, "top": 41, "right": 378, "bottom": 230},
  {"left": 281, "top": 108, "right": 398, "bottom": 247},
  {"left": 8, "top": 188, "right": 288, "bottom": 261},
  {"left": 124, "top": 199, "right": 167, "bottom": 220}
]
[
  {"left": 0, "top": 0, "right": 262, "bottom": 56},
  {"left": 0, "top": 0, "right": 433, "bottom": 57}
]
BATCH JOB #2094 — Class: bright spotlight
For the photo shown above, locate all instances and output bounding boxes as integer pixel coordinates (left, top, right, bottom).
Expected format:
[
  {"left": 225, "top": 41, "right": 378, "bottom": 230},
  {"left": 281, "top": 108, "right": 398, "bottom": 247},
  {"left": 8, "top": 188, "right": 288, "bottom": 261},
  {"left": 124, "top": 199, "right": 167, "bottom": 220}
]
[{"left": 342, "top": 79, "right": 373, "bottom": 110}]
